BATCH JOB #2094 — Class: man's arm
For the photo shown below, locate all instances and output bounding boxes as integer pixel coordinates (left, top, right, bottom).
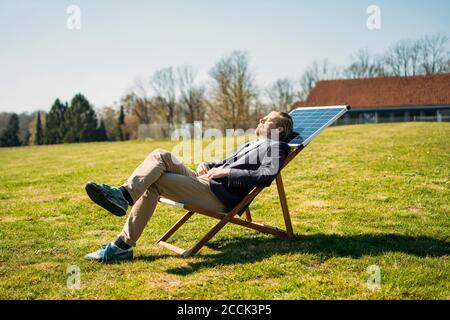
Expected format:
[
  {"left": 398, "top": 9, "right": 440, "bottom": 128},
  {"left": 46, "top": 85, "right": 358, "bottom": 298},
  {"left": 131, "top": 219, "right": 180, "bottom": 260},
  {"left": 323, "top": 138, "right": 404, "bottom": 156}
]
[
  {"left": 227, "top": 143, "right": 290, "bottom": 188},
  {"left": 197, "top": 159, "right": 227, "bottom": 175},
  {"left": 204, "top": 141, "right": 252, "bottom": 169},
  {"left": 204, "top": 159, "right": 226, "bottom": 170}
]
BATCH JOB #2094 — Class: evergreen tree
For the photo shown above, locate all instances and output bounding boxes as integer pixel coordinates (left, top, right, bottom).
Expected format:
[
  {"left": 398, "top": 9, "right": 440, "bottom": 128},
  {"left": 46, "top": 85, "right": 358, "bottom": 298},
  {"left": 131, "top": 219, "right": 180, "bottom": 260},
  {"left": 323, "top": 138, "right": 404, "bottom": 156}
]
[
  {"left": 64, "top": 94, "right": 98, "bottom": 143},
  {"left": 0, "top": 114, "right": 21, "bottom": 147},
  {"left": 45, "top": 99, "right": 67, "bottom": 144},
  {"left": 95, "top": 119, "right": 109, "bottom": 141},
  {"left": 35, "top": 112, "right": 44, "bottom": 145},
  {"left": 118, "top": 105, "right": 125, "bottom": 141}
]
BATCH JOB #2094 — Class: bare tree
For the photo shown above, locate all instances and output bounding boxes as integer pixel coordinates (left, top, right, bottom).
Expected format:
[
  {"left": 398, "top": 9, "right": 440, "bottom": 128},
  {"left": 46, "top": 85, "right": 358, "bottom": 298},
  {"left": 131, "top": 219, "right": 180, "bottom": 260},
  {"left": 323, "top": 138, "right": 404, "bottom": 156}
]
[
  {"left": 176, "top": 65, "right": 207, "bottom": 124},
  {"left": 384, "top": 39, "right": 423, "bottom": 76},
  {"left": 120, "top": 83, "right": 156, "bottom": 140},
  {"left": 209, "top": 51, "right": 258, "bottom": 130},
  {"left": 126, "top": 78, "right": 155, "bottom": 124},
  {"left": 266, "top": 78, "right": 297, "bottom": 112},
  {"left": 344, "top": 48, "right": 387, "bottom": 79},
  {"left": 383, "top": 34, "right": 449, "bottom": 76},
  {"left": 420, "top": 34, "right": 450, "bottom": 75},
  {"left": 298, "top": 60, "right": 341, "bottom": 101},
  {"left": 97, "top": 105, "right": 119, "bottom": 141},
  {"left": 150, "top": 67, "right": 177, "bottom": 131}
]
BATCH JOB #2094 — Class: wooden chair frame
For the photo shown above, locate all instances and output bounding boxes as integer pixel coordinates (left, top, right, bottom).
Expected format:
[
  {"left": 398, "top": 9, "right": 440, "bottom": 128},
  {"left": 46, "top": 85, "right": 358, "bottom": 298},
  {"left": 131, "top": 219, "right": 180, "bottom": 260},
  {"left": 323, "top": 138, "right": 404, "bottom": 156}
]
[
  {"left": 156, "top": 146, "right": 303, "bottom": 257},
  {"left": 156, "top": 105, "right": 350, "bottom": 257}
]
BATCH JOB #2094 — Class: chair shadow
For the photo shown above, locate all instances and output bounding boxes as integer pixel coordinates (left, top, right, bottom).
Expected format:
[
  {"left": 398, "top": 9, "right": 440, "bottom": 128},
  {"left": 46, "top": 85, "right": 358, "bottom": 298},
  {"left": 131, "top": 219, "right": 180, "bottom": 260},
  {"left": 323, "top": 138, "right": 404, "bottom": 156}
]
[
  {"left": 134, "top": 253, "right": 174, "bottom": 263},
  {"left": 164, "top": 234, "right": 450, "bottom": 275}
]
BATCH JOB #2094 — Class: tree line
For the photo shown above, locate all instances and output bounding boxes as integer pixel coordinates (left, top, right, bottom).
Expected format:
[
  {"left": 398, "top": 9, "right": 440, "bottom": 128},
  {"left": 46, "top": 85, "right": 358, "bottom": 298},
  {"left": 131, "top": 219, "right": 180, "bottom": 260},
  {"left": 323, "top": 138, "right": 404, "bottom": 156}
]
[
  {"left": 1, "top": 33, "right": 449, "bottom": 147},
  {"left": 0, "top": 94, "right": 111, "bottom": 147}
]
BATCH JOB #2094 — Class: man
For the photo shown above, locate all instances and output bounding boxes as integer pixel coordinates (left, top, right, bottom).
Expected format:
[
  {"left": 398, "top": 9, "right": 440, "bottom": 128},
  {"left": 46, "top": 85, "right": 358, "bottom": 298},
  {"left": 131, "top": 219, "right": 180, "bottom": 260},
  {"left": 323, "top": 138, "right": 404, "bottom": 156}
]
[{"left": 84, "top": 111, "right": 293, "bottom": 262}]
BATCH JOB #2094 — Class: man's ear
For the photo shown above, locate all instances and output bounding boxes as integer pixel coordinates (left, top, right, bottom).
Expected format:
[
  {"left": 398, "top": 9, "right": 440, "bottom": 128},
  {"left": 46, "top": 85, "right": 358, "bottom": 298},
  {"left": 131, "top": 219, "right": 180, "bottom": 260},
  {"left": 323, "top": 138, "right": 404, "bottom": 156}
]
[{"left": 271, "top": 127, "right": 283, "bottom": 139}]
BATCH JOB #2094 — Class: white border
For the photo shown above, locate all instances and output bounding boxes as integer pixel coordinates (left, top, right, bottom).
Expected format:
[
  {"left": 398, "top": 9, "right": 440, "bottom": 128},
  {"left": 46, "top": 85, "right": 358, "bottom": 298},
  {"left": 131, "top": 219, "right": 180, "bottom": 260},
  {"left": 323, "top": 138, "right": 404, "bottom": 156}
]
[{"left": 288, "top": 105, "right": 350, "bottom": 148}]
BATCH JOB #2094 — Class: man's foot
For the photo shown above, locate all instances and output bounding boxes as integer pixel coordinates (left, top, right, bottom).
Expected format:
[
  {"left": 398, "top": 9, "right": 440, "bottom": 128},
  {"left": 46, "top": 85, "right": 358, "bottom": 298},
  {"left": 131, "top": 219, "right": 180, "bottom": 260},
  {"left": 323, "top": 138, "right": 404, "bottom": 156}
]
[
  {"left": 85, "top": 182, "right": 129, "bottom": 216},
  {"left": 85, "top": 243, "right": 133, "bottom": 263}
]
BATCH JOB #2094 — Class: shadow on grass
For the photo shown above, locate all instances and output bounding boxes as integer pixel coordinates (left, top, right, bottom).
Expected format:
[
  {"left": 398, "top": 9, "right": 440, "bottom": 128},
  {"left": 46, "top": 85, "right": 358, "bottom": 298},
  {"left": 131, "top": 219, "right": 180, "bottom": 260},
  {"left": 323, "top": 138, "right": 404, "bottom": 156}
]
[
  {"left": 134, "top": 254, "right": 174, "bottom": 263},
  {"left": 164, "top": 234, "right": 450, "bottom": 275}
]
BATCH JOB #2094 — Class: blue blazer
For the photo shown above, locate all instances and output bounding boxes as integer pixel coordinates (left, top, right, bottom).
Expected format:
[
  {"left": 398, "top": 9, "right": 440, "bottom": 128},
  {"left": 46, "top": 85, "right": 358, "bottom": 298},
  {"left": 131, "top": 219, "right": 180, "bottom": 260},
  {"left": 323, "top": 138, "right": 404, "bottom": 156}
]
[{"left": 205, "top": 139, "right": 292, "bottom": 211}]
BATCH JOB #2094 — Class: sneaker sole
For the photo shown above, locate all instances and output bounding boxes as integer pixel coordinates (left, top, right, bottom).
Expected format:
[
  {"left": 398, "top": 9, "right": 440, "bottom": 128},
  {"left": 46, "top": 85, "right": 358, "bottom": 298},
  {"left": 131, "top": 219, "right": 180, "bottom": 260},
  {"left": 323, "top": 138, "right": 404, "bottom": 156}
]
[
  {"left": 85, "top": 182, "right": 127, "bottom": 216},
  {"left": 85, "top": 252, "right": 134, "bottom": 263},
  {"left": 104, "top": 252, "right": 134, "bottom": 263}
]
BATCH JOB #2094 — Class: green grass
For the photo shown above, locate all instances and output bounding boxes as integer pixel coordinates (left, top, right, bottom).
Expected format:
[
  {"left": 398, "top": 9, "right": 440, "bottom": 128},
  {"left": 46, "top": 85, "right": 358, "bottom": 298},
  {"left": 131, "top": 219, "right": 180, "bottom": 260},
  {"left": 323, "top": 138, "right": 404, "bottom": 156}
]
[{"left": 0, "top": 122, "right": 449, "bottom": 300}]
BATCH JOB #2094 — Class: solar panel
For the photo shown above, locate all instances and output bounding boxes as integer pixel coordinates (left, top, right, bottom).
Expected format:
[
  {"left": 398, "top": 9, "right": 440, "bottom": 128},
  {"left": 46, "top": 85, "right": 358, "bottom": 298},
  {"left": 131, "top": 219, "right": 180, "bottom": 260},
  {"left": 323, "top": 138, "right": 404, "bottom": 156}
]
[{"left": 288, "top": 105, "right": 350, "bottom": 148}]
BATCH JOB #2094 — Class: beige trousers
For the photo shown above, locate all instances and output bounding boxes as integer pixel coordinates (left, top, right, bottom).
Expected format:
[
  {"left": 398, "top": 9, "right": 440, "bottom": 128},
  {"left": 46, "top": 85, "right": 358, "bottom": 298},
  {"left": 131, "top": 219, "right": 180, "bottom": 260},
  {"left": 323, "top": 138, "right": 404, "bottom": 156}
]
[{"left": 119, "top": 148, "right": 227, "bottom": 246}]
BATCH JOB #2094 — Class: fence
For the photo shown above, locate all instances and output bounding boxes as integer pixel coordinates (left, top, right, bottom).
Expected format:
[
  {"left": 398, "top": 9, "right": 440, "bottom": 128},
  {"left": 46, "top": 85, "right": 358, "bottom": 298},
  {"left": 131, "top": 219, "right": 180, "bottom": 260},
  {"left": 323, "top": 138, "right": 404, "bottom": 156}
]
[{"left": 334, "top": 108, "right": 450, "bottom": 126}]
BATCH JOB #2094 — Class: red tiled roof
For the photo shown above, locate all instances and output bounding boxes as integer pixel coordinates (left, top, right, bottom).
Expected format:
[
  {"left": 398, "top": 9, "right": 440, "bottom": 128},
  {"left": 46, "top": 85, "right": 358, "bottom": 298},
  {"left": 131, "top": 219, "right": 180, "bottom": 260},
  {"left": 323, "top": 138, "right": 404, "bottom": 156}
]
[{"left": 293, "top": 74, "right": 450, "bottom": 109}]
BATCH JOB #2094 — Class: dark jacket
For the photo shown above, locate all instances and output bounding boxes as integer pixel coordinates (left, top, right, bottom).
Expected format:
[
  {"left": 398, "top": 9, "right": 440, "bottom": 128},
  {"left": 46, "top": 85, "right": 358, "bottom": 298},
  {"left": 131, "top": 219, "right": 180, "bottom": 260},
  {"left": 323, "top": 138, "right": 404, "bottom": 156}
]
[{"left": 205, "top": 138, "right": 291, "bottom": 211}]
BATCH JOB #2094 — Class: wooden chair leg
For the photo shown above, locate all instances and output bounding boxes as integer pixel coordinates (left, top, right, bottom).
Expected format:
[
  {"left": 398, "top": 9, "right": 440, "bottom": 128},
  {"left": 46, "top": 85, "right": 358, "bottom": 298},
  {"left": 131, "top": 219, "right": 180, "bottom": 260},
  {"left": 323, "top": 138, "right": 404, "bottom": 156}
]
[
  {"left": 185, "top": 213, "right": 236, "bottom": 257},
  {"left": 245, "top": 208, "right": 252, "bottom": 222},
  {"left": 276, "top": 174, "right": 294, "bottom": 239},
  {"left": 157, "top": 171, "right": 298, "bottom": 256},
  {"left": 156, "top": 210, "right": 195, "bottom": 243}
]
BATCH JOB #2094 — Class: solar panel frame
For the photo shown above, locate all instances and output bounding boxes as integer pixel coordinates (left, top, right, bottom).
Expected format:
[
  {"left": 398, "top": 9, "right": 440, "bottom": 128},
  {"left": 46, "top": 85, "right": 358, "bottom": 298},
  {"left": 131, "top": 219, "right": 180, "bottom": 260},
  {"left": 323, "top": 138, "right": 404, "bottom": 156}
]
[{"left": 288, "top": 105, "right": 351, "bottom": 148}]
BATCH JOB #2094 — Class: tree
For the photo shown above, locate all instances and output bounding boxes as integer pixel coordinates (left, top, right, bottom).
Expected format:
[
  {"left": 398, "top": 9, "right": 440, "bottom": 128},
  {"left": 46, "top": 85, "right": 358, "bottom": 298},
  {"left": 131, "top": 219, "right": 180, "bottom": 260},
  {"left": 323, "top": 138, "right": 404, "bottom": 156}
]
[
  {"left": 64, "top": 94, "right": 98, "bottom": 143},
  {"left": 97, "top": 105, "right": 120, "bottom": 141},
  {"left": 177, "top": 65, "right": 207, "bottom": 124},
  {"left": 120, "top": 94, "right": 142, "bottom": 140},
  {"left": 382, "top": 34, "right": 450, "bottom": 76},
  {"left": 27, "top": 111, "right": 47, "bottom": 146},
  {"left": 1, "top": 112, "right": 35, "bottom": 146},
  {"left": 94, "top": 119, "right": 108, "bottom": 141},
  {"left": 344, "top": 48, "right": 387, "bottom": 79},
  {"left": 34, "top": 112, "right": 44, "bottom": 145},
  {"left": 209, "top": 51, "right": 258, "bottom": 130},
  {"left": 384, "top": 39, "right": 422, "bottom": 76},
  {"left": 44, "top": 99, "right": 67, "bottom": 144},
  {"left": 420, "top": 34, "right": 450, "bottom": 75},
  {"left": 0, "top": 113, "right": 21, "bottom": 147},
  {"left": 127, "top": 78, "right": 155, "bottom": 124},
  {"left": 298, "top": 60, "right": 341, "bottom": 101},
  {"left": 118, "top": 105, "right": 125, "bottom": 140},
  {"left": 150, "top": 67, "right": 178, "bottom": 131},
  {"left": 267, "top": 78, "right": 297, "bottom": 112}
]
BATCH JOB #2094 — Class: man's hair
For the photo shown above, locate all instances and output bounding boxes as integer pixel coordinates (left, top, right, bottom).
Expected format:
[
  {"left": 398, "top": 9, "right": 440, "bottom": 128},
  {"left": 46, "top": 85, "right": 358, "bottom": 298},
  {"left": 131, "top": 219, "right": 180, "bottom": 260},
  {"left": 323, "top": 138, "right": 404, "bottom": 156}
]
[{"left": 274, "top": 112, "right": 293, "bottom": 141}]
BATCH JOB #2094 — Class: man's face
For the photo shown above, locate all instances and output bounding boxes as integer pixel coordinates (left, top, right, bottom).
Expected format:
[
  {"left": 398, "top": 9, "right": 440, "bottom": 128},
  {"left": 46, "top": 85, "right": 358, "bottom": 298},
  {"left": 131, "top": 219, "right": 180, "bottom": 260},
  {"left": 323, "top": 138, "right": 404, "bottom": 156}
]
[{"left": 255, "top": 111, "right": 282, "bottom": 138}]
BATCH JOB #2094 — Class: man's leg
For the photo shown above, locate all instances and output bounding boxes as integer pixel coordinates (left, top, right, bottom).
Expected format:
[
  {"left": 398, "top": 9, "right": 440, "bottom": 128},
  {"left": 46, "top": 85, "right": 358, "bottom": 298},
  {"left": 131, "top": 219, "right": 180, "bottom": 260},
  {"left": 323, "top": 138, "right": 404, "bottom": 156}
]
[
  {"left": 85, "top": 149, "right": 226, "bottom": 261},
  {"left": 85, "top": 148, "right": 197, "bottom": 217},
  {"left": 119, "top": 173, "right": 227, "bottom": 247},
  {"left": 120, "top": 148, "right": 197, "bottom": 204}
]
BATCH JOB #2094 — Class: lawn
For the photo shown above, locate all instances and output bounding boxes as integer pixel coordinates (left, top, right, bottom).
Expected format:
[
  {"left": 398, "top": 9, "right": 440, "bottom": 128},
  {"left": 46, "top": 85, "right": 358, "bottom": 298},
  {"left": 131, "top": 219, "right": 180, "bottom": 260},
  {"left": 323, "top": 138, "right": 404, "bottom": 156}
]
[{"left": 0, "top": 122, "right": 449, "bottom": 300}]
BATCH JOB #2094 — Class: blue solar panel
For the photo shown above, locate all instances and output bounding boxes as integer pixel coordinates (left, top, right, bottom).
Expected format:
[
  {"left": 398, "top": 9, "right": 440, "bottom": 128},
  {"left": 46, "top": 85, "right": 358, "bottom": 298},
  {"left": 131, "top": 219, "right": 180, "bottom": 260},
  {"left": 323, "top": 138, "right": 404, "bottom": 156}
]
[{"left": 288, "top": 105, "right": 350, "bottom": 147}]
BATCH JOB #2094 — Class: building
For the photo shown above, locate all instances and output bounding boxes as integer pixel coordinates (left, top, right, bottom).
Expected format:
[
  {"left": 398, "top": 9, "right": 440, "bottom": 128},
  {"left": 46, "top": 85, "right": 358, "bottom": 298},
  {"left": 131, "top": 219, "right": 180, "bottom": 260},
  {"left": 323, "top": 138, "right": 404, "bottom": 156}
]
[{"left": 293, "top": 73, "right": 450, "bottom": 125}]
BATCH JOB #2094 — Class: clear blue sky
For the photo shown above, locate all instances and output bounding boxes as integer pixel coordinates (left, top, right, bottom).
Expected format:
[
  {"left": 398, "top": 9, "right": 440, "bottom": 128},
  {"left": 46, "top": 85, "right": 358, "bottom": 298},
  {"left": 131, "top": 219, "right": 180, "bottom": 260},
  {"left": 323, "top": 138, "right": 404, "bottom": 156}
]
[{"left": 0, "top": 0, "right": 449, "bottom": 113}]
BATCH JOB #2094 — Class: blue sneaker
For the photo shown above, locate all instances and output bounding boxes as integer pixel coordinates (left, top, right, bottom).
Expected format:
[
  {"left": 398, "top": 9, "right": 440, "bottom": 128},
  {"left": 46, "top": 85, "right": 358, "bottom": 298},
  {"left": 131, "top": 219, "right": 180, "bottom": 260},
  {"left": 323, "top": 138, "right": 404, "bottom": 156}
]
[
  {"left": 85, "top": 182, "right": 128, "bottom": 216},
  {"left": 85, "top": 243, "right": 133, "bottom": 263}
]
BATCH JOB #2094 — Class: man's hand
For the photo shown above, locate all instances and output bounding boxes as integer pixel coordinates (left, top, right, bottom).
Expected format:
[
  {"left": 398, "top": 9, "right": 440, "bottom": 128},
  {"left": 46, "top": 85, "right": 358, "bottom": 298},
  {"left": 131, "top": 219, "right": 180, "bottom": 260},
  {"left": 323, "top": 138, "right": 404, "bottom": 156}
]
[
  {"left": 202, "top": 168, "right": 230, "bottom": 180},
  {"left": 196, "top": 162, "right": 210, "bottom": 175}
]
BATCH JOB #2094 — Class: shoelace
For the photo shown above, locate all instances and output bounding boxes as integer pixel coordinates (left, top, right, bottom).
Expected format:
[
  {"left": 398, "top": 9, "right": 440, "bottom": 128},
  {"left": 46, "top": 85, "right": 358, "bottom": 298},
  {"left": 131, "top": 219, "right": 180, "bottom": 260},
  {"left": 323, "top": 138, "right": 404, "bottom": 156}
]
[
  {"left": 101, "top": 185, "right": 127, "bottom": 207},
  {"left": 100, "top": 184, "right": 117, "bottom": 197}
]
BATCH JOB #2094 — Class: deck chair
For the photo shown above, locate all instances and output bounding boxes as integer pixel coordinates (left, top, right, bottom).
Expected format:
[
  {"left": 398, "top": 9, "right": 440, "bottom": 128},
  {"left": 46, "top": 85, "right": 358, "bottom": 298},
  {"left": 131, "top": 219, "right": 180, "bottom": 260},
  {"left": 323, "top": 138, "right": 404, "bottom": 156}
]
[{"left": 156, "top": 105, "right": 351, "bottom": 257}]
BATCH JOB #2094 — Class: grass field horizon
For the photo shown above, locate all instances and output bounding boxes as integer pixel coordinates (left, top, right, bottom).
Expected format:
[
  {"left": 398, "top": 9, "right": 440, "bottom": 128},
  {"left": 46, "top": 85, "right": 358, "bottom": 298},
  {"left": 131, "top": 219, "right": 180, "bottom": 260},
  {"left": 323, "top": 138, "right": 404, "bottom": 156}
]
[{"left": 0, "top": 122, "right": 449, "bottom": 299}]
